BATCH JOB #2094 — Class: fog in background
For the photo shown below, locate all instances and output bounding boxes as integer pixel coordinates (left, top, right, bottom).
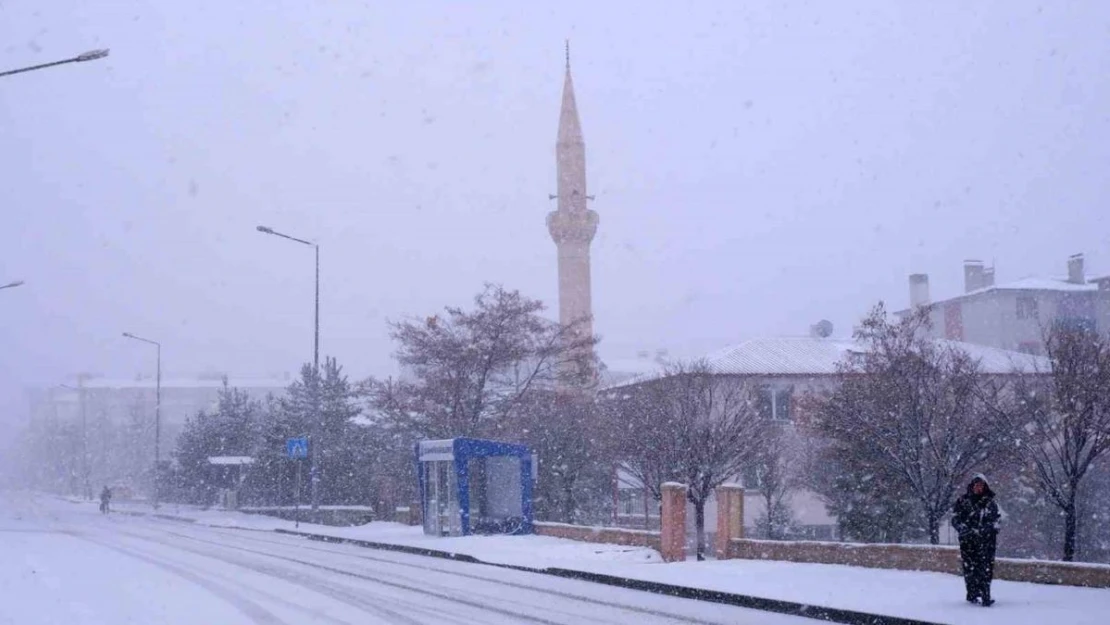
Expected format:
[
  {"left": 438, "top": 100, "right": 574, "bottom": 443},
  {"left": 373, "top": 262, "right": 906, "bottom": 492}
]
[{"left": 2, "top": 1, "right": 1108, "bottom": 426}]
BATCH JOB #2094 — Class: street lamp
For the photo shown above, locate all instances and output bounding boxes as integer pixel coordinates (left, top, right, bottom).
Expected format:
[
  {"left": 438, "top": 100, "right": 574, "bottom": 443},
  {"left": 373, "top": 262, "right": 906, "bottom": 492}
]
[
  {"left": 122, "top": 332, "right": 161, "bottom": 510},
  {"left": 0, "top": 49, "right": 110, "bottom": 79},
  {"left": 1, "top": 280, "right": 25, "bottom": 290},
  {"left": 257, "top": 224, "right": 321, "bottom": 509}
]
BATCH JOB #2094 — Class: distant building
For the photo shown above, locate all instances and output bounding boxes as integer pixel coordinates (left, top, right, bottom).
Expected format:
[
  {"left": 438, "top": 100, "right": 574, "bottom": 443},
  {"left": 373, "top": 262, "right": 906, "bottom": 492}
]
[
  {"left": 24, "top": 373, "right": 291, "bottom": 495},
  {"left": 897, "top": 253, "right": 1110, "bottom": 355},
  {"left": 28, "top": 373, "right": 290, "bottom": 438}
]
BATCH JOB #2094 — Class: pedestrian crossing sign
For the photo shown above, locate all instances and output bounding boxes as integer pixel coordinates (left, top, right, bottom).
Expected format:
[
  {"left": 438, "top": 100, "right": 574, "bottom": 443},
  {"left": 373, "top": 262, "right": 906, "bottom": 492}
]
[{"left": 286, "top": 437, "right": 308, "bottom": 459}]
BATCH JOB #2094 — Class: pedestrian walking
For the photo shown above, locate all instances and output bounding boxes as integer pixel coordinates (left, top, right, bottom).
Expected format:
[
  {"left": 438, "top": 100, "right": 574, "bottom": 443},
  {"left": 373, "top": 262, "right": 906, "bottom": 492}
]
[
  {"left": 99, "top": 485, "right": 112, "bottom": 514},
  {"left": 951, "top": 474, "right": 1000, "bottom": 606}
]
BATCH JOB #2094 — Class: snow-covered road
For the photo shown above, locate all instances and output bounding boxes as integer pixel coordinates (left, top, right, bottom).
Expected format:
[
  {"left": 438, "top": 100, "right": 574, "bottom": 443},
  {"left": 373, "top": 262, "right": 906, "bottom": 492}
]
[{"left": 1, "top": 493, "right": 813, "bottom": 625}]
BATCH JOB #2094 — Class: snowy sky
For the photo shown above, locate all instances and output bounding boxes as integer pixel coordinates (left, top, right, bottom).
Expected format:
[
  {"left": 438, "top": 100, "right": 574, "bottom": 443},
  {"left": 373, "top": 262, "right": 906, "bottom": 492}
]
[{"left": 2, "top": 1, "right": 1108, "bottom": 421}]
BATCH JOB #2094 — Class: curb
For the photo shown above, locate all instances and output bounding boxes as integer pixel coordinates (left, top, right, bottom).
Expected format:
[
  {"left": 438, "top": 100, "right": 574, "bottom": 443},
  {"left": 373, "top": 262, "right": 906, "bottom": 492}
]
[
  {"left": 274, "top": 528, "right": 482, "bottom": 564},
  {"left": 115, "top": 509, "right": 197, "bottom": 524},
  {"left": 273, "top": 529, "right": 945, "bottom": 625}
]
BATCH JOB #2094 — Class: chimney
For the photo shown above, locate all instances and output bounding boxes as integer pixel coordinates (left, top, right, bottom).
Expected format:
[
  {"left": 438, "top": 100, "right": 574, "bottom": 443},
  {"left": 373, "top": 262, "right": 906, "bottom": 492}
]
[
  {"left": 982, "top": 265, "right": 995, "bottom": 289},
  {"left": 1067, "top": 253, "right": 1085, "bottom": 284},
  {"left": 964, "top": 260, "right": 985, "bottom": 293},
  {"left": 909, "top": 273, "right": 930, "bottom": 308}
]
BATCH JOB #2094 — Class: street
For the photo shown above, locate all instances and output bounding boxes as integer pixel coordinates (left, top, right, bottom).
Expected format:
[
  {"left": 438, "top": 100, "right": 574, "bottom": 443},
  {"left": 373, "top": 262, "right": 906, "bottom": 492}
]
[{"left": 1, "top": 492, "right": 812, "bottom": 625}]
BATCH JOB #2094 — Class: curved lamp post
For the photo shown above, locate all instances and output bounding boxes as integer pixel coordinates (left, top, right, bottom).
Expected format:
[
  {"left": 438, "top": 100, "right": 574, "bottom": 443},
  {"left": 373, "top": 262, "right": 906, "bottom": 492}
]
[{"left": 1, "top": 49, "right": 110, "bottom": 79}]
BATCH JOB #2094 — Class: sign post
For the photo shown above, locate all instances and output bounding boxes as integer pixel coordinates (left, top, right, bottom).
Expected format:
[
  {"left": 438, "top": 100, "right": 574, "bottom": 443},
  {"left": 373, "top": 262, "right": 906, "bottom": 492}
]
[{"left": 286, "top": 437, "right": 309, "bottom": 527}]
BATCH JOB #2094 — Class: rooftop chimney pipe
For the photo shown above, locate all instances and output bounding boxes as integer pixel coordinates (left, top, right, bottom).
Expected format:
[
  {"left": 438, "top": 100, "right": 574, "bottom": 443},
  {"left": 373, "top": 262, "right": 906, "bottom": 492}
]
[
  {"left": 1068, "top": 253, "right": 1085, "bottom": 284},
  {"left": 909, "top": 274, "right": 930, "bottom": 308},
  {"left": 964, "top": 260, "right": 985, "bottom": 293}
]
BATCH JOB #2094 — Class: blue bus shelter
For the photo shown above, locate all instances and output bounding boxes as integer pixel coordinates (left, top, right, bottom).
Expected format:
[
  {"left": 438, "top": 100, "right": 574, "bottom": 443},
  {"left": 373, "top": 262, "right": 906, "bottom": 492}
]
[{"left": 415, "top": 437, "right": 535, "bottom": 537}]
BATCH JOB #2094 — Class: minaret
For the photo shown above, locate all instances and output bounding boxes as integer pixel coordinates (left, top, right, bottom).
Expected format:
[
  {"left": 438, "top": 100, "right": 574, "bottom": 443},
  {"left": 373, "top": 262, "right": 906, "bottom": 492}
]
[{"left": 547, "top": 42, "right": 599, "bottom": 352}]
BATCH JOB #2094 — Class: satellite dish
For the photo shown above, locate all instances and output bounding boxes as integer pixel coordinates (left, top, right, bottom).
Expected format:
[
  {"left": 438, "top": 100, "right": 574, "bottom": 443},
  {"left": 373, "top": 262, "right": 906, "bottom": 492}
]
[{"left": 814, "top": 319, "right": 834, "bottom": 338}]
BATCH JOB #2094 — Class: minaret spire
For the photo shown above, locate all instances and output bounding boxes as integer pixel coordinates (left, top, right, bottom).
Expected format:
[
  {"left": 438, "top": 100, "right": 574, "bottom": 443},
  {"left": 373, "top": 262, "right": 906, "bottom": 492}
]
[{"left": 548, "top": 43, "right": 599, "bottom": 386}]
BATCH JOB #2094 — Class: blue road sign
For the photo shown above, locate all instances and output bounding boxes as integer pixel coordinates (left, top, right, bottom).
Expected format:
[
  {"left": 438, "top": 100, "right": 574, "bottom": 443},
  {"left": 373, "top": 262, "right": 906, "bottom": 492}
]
[{"left": 286, "top": 437, "right": 308, "bottom": 459}]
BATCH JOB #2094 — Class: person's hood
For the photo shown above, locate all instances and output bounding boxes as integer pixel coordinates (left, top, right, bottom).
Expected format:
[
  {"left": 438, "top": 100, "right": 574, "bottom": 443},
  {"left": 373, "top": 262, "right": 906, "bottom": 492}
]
[{"left": 967, "top": 473, "right": 995, "bottom": 497}]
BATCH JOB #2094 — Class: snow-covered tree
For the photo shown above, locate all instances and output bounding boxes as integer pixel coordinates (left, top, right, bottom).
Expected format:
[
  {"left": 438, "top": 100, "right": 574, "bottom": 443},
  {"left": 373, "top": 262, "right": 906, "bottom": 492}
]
[
  {"left": 381, "top": 284, "right": 597, "bottom": 439},
  {"left": 612, "top": 361, "right": 769, "bottom": 560},
  {"left": 752, "top": 425, "right": 800, "bottom": 540},
  {"left": 810, "top": 304, "right": 1007, "bottom": 544},
  {"left": 515, "top": 391, "right": 612, "bottom": 524},
  {"left": 806, "top": 436, "right": 925, "bottom": 543},
  {"left": 173, "top": 382, "right": 262, "bottom": 505},
  {"left": 993, "top": 324, "right": 1110, "bottom": 561},
  {"left": 254, "top": 358, "right": 363, "bottom": 508}
]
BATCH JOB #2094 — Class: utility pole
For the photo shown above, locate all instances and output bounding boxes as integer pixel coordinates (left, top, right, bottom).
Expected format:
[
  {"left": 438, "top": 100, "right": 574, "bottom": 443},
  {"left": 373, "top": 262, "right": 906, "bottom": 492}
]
[
  {"left": 123, "top": 332, "right": 162, "bottom": 510},
  {"left": 78, "top": 374, "right": 90, "bottom": 500}
]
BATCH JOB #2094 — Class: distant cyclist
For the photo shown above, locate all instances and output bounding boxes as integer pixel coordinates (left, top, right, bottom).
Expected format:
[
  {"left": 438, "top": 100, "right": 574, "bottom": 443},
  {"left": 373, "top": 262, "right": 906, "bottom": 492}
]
[{"left": 99, "top": 486, "right": 112, "bottom": 514}]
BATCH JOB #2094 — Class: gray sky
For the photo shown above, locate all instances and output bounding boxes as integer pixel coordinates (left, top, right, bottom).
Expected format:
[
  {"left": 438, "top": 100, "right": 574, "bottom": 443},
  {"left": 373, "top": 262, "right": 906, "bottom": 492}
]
[{"left": 2, "top": 1, "right": 1108, "bottom": 420}]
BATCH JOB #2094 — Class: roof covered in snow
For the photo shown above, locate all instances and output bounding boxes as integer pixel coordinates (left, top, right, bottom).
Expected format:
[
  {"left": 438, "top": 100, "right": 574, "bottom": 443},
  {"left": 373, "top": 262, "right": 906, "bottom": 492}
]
[
  {"left": 968, "top": 276, "right": 1098, "bottom": 294},
  {"left": 607, "top": 336, "right": 1047, "bottom": 388}
]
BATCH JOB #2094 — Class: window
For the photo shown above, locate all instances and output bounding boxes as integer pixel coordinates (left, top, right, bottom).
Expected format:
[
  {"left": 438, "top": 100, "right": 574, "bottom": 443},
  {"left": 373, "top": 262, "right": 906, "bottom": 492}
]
[
  {"left": 742, "top": 464, "right": 764, "bottom": 490},
  {"left": 1016, "top": 296, "right": 1038, "bottom": 320},
  {"left": 757, "top": 385, "right": 794, "bottom": 422},
  {"left": 1054, "top": 316, "right": 1096, "bottom": 334},
  {"left": 774, "top": 388, "right": 793, "bottom": 422},
  {"left": 1017, "top": 341, "right": 1041, "bottom": 355}
]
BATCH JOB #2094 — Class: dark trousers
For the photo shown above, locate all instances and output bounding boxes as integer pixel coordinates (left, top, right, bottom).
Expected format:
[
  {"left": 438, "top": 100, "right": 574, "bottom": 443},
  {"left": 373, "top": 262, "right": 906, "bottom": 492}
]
[{"left": 959, "top": 535, "right": 996, "bottom": 601}]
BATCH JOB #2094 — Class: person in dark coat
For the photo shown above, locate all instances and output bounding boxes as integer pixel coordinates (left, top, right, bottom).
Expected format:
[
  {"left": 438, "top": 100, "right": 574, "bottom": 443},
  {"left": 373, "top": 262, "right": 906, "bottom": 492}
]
[
  {"left": 951, "top": 474, "right": 1000, "bottom": 606},
  {"left": 99, "top": 486, "right": 112, "bottom": 514}
]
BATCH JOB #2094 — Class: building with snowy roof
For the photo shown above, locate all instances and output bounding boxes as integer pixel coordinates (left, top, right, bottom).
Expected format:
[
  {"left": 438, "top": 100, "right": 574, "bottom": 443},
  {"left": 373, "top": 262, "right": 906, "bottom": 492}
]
[
  {"left": 895, "top": 253, "right": 1110, "bottom": 355},
  {"left": 605, "top": 334, "right": 1046, "bottom": 544}
]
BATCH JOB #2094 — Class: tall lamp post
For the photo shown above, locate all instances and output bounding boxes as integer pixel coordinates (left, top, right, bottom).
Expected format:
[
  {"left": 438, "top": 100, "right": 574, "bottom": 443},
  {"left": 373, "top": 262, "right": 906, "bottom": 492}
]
[
  {"left": 1, "top": 280, "right": 25, "bottom": 291},
  {"left": 256, "top": 225, "right": 320, "bottom": 509},
  {"left": 122, "top": 332, "right": 161, "bottom": 510},
  {"left": 0, "top": 49, "right": 110, "bottom": 79}
]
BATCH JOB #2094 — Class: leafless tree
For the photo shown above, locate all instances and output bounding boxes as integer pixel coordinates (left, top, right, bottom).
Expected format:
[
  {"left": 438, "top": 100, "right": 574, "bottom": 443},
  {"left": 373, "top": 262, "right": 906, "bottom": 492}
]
[
  {"left": 514, "top": 391, "right": 613, "bottom": 524},
  {"left": 753, "top": 425, "right": 801, "bottom": 540},
  {"left": 602, "top": 382, "right": 684, "bottom": 513},
  {"left": 811, "top": 304, "right": 1007, "bottom": 544},
  {"left": 991, "top": 324, "right": 1110, "bottom": 561},
  {"left": 379, "top": 284, "right": 598, "bottom": 439},
  {"left": 611, "top": 361, "right": 769, "bottom": 560}
]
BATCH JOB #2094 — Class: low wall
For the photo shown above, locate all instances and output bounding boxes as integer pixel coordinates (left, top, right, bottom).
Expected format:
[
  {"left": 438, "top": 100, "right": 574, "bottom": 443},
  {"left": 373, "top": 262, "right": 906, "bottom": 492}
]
[
  {"left": 535, "top": 521, "right": 661, "bottom": 552},
  {"left": 393, "top": 506, "right": 422, "bottom": 526},
  {"left": 725, "top": 538, "right": 1110, "bottom": 588}
]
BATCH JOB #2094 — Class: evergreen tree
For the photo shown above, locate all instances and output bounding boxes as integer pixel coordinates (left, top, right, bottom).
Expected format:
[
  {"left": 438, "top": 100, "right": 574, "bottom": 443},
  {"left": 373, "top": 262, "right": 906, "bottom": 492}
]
[{"left": 172, "top": 382, "right": 262, "bottom": 505}]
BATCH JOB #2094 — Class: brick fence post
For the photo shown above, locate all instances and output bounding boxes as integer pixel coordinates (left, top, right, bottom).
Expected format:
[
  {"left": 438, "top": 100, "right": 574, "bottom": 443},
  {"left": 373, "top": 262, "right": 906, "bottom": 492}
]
[
  {"left": 715, "top": 483, "right": 744, "bottom": 559},
  {"left": 660, "top": 482, "right": 688, "bottom": 563}
]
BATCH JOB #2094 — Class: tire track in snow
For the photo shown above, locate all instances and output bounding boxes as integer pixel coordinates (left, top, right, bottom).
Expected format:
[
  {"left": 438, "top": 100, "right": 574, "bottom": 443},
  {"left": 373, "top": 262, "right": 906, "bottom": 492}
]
[
  {"left": 97, "top": 527, "right": 430, "bottom": 625},
  {"left": 69, "top": 532, "right": 291, "bottom": 625},
  {"left": 124, "top": 524, "right": 628, "bottom": 625},
  {"left": 195, "top": 525, "right": 736, "bottom": 625}
]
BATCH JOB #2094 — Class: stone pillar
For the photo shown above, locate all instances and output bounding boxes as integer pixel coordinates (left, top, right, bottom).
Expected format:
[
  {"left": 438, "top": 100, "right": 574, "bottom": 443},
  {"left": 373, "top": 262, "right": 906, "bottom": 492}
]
[
  {"left": 715, "top": 484, "right": 745, "bottom": 560},
  {"left": 660, "top": 482, "right": 688, "bottom": 563}
]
